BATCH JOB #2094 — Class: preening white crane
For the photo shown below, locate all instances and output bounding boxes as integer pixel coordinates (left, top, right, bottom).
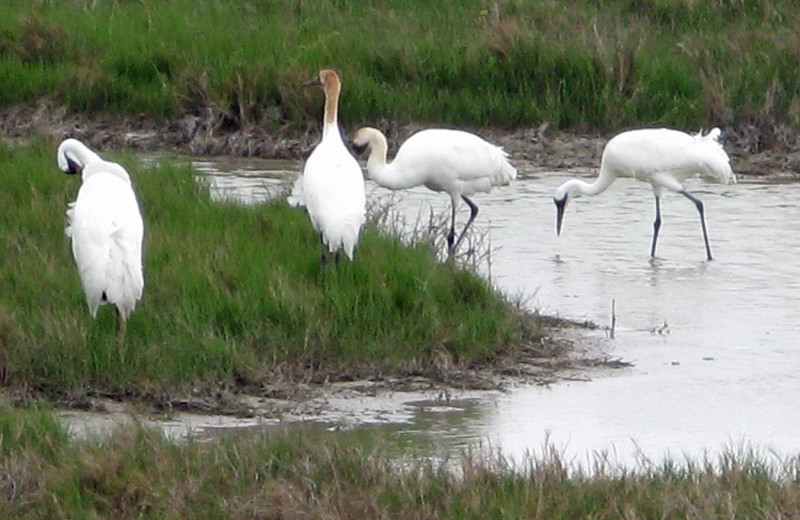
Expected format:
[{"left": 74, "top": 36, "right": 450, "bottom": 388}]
[
  {"left": 58, "top": 138, "right": 144, "bottom": 346},
  {"left": 352, "top": 127, "right": 517, "bottom": 258},
  {"left": 553, "top": 127, "right": 735, "bottom": 261},
  {"left": 288, "top": 69, "right": 366, "bottom": 264}
]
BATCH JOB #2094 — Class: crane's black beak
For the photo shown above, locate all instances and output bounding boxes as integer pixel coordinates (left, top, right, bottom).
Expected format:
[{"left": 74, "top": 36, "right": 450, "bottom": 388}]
[
  {"left": 554, "top": 197, "right": 567, "bottom": 235},
  {"left": 302, "top": 76, "right": 322, "bottom": 87},
  {"left": 352, "top": 142, "right": 368, "bottom": 156}
]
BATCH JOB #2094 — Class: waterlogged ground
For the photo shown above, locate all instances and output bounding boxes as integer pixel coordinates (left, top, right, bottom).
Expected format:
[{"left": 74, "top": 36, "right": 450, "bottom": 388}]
[{"left": 63, "top": 155, "right": 800, "bottom": 469}]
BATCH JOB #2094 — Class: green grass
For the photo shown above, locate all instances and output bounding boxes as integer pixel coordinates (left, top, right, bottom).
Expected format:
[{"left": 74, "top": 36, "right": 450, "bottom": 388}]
[
  {"left": 0, "top": 405, "right": 799, "bottom": 519},
  {"left": 0, "top": 138, "right": 539, "bottom": 399},
  {"left": 1, "top": 0, "right": 800, "bottom": 132}
]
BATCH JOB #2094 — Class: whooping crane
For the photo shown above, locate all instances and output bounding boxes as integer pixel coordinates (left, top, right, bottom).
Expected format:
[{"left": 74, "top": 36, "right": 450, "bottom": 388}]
[
  {"left": 352, "top": 127, "right": 517, "bottom": 259},
  {"left": 553, "top": 127, "right": 735, "bottom": 261},
  {"left": 58, "top": 138, "right": 144, "bottom": 346},
  {"left": 288, "top": 69, "right": 366, "bottom": 265}
]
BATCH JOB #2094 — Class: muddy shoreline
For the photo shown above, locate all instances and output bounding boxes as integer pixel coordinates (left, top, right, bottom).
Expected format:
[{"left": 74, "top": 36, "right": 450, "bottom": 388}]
[
  {"left": 1, "top": 316, "right": 621, "bottom": 426},
  {"left": 55, "top": 318, "right": 621, "bottom": 428},
  {"left": 3, "top": 101, "right": 800, "bottom": 179}
]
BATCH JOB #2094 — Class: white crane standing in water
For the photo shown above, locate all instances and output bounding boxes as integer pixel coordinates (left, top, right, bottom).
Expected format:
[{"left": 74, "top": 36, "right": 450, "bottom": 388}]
[
  {"left": 58, "top": 138, "right": 144, "bottom": 347},
  {"left": 289, "top": 69, "right": 365, "bottom": 265},
  {"left": 553, "top": 127, "right": 735, "bottom": 261},
  {"left": 352, "top": 127, "right": 517, "bottom": 259}
]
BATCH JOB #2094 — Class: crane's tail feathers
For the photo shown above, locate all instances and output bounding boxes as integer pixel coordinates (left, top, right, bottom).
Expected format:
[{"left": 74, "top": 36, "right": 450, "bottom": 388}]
[
  {"left": 503, "top": 160, "right": 518, "bottom": 182},
  {"left": 493, "top": 147, "right": 518, "bottom": 185},
  {"left": 693, "top": 127, "right": 735, "bottom": 185}
]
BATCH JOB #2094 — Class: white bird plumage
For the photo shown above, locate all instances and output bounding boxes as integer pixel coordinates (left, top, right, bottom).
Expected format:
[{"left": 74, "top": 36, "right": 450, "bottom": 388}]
[
  {"left": 58, "top": 138, "right": 144, "bottom": 344},
  {"left": 289, "top": 69, "right": 366, "bottom": 263},
  {"left": 553, "top": 127, "right": 735, "bottom": 261},
  {"left": 352, "top": 127, "right": 517, "bottom": 258}
]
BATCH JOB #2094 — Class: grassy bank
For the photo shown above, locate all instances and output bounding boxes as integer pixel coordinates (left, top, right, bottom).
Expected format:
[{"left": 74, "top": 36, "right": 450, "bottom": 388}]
[
  {"left": 1, "top": 406, "right": 799, "bottom": 518},
  {"left": 1, "top": 0, "right": 799, "bottom": 134},
  {"left": 0, "top": 138, "right": 543, "bottom": 400}
]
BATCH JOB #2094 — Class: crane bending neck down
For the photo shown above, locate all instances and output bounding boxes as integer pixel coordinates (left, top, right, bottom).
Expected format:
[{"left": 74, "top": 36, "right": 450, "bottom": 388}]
[
  {"left": 553, "top": 127, "right": 736, "bottom": 261},
  {"left": 353, "top": 126, "right": 517, "bottom": 260},
  {"left": 57, "top": 138, "right": 144, "bottom": 348},
  {"left": 57, "top": 138, "right": 102, "bottom": 177},
  {"left": 356, "top": 129, "right": 425, "bottom": 191}
]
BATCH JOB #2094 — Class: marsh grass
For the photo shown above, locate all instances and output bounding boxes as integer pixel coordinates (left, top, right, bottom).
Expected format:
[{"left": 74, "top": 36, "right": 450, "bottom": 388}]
[
  {"left": 0, "top": 139, "right": 537, "bottom": 399},
  {"left": 0, "top": 406, "right": 799, "bottom": 518},
  {"left": 368, "top": 190, "right": 494, "bottom": 272},
  {"left": 2, "top": 1, "right": 800, "bottom": 133}
]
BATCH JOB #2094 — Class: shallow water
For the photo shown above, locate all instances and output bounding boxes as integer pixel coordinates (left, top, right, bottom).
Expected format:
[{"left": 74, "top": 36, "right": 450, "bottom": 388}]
[
  {"left": 380, "top": 170, "right": 800, "bottom": 467},
  {"left": 69, "top": 157, "right": 800, "bottom": 468}
]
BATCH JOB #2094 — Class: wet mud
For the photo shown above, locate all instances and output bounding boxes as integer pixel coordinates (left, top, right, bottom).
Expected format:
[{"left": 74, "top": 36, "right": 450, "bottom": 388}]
[{"left": 14, "top": 317, "right": 621, "bottom": 425}]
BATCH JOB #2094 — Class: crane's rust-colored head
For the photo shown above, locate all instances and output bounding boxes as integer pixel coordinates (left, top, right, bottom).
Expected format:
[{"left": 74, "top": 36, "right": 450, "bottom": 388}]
[
  {"left": 304, "top": 69, "right": 342, "bottom": 127},
  {"left": 304, "top": 69, "right": 340, "bottom": 92}
]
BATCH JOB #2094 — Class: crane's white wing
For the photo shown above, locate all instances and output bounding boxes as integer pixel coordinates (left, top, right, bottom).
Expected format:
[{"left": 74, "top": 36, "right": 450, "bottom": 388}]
[
  {"left": 605, "top": 128, "right": 733, "bottom": 185},
  {"left": 398, "top": 129, "right": 517, "bottom": 194},
  {"left": 67, "top": 170, "right": 144, "bottom": 318},
  {"left": 301, "top": 137, "right": 366, "bottom": 258}
]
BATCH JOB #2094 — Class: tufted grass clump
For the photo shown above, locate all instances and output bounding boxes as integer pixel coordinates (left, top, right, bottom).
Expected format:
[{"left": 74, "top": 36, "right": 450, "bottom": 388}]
[{"left": 0, "top": 138, "right": 539, "bottom": 399}]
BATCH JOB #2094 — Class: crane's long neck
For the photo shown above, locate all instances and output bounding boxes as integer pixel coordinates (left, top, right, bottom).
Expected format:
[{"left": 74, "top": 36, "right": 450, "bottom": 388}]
[
  {"left": 74, "top": 146, "right": 102, "bottom": 168},
  {"left": 322, "top": 81, "right": 340, "bottom": 139},
  {"left": 364, "top": 133, "right": 419, "bottom": 190},
  {"left": 571, "top": 163, "right": 617, "bottom": 197}
]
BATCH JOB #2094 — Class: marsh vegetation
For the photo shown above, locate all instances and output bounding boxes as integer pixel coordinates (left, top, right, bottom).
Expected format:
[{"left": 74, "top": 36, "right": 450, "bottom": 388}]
[
  {"left": 2, "top": 406, "right": 800, "bottom": 519},
  {"left": 1, "top": 0, "right": 799, "bottom": 135}
]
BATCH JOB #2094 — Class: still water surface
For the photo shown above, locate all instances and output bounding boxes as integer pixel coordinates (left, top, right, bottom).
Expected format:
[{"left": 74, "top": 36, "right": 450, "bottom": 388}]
[{"left": 184, "top": 159, "right": 800, "bottom": 467}]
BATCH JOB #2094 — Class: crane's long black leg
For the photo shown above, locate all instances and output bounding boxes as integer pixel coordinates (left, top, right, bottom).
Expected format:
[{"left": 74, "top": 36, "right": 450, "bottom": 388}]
[
  {"left": 452, "top": 196, "right": 479, "bottom": 254},
  {"left": 651, "top": 195, "right": 662, "bottom": 258},
  {"left": 446, "top": 200, "right": 457, "bottom": 258},
  {"left": 681, "top": 190, "right": 712, "bottom": 261}
]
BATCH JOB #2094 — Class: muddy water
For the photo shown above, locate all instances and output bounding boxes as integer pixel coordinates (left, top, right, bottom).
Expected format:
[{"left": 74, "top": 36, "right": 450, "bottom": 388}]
[{"left": 71, "top": 157, "right": 800, "bottom": 468}]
